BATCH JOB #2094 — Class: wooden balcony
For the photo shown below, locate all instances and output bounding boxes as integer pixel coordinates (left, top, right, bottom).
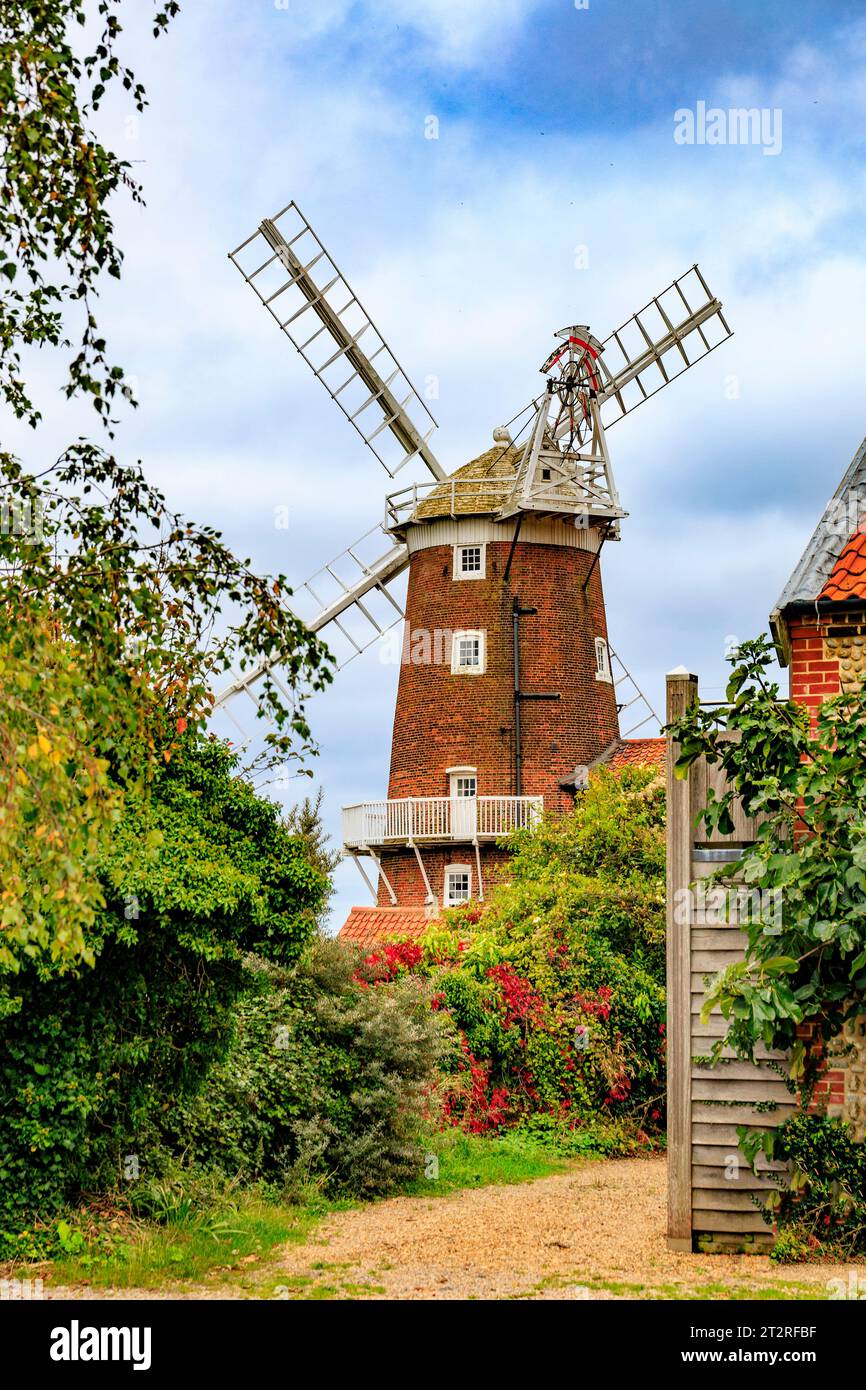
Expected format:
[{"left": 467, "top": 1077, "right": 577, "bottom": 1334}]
[{"left": 342, "top": 795, "right": 543, "bottom": 850}]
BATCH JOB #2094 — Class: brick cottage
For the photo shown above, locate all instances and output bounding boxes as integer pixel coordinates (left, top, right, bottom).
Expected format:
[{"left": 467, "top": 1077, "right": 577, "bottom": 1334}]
[{"left": 770, "top": 433, "right": 866, "bottom": 1136}]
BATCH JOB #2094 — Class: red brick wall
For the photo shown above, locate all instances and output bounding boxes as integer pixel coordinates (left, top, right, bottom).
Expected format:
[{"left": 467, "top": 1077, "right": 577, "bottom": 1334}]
[
  {"left": 788, "top": 615, "right": 841, "bottom": 719},
  {"left": 386, "top": 539, "right": 620, "bottom": 809},
  {"left": 788, "top": 616, "right": 861, "bottom": 1120},
  {"left": 787, "top": 609, "right": 866, "bottom": 716},
  {"left": 376, "top": 845, "right": 512, "bottom": 907},
  {"left": 797, "top": 1023, "right": 846, "bottom": 1118}
]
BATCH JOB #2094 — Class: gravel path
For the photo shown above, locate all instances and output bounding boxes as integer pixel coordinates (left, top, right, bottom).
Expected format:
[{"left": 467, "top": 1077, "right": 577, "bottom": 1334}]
[
  {"left": 44, "top": 1156, "right": 865, "bottom": 1301},
  {"left": 262, "top": 1156, "right": 858, "bottom": 1300}
]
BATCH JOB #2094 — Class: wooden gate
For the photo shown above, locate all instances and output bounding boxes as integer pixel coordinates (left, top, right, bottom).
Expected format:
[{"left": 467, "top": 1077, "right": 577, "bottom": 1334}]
[{"left": 665, "top": 670, "right": 795, "bottom": 1252}]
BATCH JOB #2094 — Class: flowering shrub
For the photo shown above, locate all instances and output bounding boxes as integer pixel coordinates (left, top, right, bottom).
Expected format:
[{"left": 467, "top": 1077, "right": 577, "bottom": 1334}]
[{"left": 359, "top": 767, "right": 667, "bottom": 1151}]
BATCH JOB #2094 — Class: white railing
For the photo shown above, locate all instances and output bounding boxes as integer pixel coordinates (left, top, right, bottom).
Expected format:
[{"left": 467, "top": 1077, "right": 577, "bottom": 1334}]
[
  {"left": 342, "top": 795, "right": 543, "bottom": 849},
  {"left": 384, "top": 476, "right": 515, "bottom": 528}
]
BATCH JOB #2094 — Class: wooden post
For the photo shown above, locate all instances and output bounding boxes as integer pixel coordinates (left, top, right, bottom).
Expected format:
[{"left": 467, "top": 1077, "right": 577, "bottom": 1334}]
[{"left": 666, "top": 666, "right": 699, "bottom": 1251}]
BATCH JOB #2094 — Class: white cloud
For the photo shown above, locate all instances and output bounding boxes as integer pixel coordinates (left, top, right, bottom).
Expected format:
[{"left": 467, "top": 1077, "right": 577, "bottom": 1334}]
[{"left": 276, "top": 0, "right": 545, "bottom": 66}]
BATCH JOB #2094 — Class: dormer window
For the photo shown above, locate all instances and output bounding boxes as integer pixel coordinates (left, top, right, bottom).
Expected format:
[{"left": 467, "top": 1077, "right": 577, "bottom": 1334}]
[
  {"left": 454, "top": 544, "right": 486, "bottom": 580},
  {"left": 595, "top": 637, "right": 612, "bottom": 683}
]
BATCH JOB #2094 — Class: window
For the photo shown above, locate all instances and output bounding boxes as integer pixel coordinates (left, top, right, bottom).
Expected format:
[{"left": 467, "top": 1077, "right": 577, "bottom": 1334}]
[
  {"left": 451, "top": 629, "right": 486, "bottom": 674},
  {"left": 452, "top": 775, "right": 477, "bottom": 798},
  {"left": 454, "top": 544, "right": 486, "bottom": 580},
  {"left": 444, "top": 864, "right": 472, "bottom": 906},
  {"left": 595, "top": 636, "right": 612, "bottom": 683}
]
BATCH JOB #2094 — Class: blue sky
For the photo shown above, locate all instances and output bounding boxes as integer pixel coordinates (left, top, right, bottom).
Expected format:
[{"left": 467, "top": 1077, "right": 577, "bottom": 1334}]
[{"left": 10, "top": 0, "right": 866, "bottom": 928}]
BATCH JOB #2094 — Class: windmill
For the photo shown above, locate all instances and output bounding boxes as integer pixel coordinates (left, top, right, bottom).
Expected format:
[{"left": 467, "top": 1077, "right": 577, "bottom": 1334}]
[{"left": 217, "top": 201, "right": 732, "bottom": 935}]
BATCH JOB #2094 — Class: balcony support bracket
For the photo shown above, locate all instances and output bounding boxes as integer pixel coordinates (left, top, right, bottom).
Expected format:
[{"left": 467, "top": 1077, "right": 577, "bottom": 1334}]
[
  {"left": 473, "top": 840, "right": 484, "bottom": 902},
  {"left": 368, "top": 847, "right": 398, "bottom": 906},
  {"left": 409, "top": 839, "right": 435, "bottom": 907},
  {"left": 348, "top": 851, "right": 378, "bottom": 906}
]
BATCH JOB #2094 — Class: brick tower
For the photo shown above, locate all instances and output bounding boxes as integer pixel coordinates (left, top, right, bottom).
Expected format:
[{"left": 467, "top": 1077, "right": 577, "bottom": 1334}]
[{"left": 340, "top": 420, "right": 628, "bottom": 935}]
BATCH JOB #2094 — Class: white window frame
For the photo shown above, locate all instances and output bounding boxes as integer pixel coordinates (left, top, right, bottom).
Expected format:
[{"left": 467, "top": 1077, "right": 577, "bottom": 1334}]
[
  {"left": 449, "top": 771, "right": 477, "bottom": 799},
  {"left": 595, "top": 636, "right": 612, "bottom": 683},
  {"left": 451, "top": 629, "right": 486, "bottom": 675},
  {"left": 444, "top": 863, "right": 473, "bottom": 907},
  {"left": 453, "top": 543, "right": 486, "bottom": 581}
]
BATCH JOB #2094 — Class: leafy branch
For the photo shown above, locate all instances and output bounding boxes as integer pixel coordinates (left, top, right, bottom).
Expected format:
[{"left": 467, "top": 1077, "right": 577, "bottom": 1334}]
[
  {"left": 0, "top": 0, "right": 180, "bottom": 428},
  {"left": 0, "top": 446, "right": 334, "bottom": 973}
]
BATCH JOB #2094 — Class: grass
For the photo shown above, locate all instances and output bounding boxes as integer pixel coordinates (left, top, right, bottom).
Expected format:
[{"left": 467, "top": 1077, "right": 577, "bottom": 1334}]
[
  {"left": 401, "top": 1128, "right": 574, "bottom": 1198},
  {"left": 30, "top": 1186, "right": 345, "bottom": 1292},
  {"left": 510, "top": 1272, "right": 833, "bottom": 1302},
  {"left": 13, "top": 1130, "right": 577, "bottom": 1294}
]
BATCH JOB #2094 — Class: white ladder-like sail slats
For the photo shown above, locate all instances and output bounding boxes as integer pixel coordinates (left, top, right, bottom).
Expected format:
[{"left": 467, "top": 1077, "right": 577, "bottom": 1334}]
[
  {"left": 593, "top": 265, "right": 733, "bottom": 431},
  {"left": 293, "top": 530, "right": 408, "bottom": 657},
  {"left": 608, "top": 645, "right": 662, "bottom": 739},
  {"left": 228, "top": 201, "right": 445, "bottom": 483},
  {"left": 508, "top": 267, "right": 730, "bottom": 455},
  {"left": 212, "top": 525, "right": 411, "bottom": 712}
]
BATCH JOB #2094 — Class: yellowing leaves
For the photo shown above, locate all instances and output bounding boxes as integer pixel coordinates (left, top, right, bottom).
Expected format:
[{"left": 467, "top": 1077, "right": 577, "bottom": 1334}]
[{"left": 26, "top": 733, "right": 53, "bottom": 760}]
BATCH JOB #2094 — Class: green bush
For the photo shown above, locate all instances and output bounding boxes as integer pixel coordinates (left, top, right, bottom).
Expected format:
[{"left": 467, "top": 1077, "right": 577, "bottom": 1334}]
[
  {"left": 757, "top": 1113, "right": 866, "bottom": 1261},
  {"left": 0, "top": 738, "right": 328, "bottom": 1258},
  {"left": 164, "top": 938, "right": 450, "bottom": 1198}
]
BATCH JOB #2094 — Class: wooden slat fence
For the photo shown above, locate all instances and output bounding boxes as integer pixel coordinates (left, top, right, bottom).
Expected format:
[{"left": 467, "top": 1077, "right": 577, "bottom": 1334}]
[{"left": 665, "top": 671, "right": 793, "bottom": 1251}]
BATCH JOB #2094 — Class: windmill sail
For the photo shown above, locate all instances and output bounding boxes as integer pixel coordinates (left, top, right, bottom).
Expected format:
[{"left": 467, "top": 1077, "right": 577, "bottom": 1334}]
[
  {"left": 229, "top": 202, "right": 445, "bottom": 482},
  {"left": 594, "top": 265, "right": 732, "bottom": 429},
  {"left": 608, "top": 645, "right": 661, "bottom": 737},
  {"left": 213, "top": 522, "right": 411, "bottom": 711},
  {"left": 506, "top": 264, "right": 731, "bottom": 522},
  {"left": 511, "top": 265, "right": 731, "bottom": 447}
]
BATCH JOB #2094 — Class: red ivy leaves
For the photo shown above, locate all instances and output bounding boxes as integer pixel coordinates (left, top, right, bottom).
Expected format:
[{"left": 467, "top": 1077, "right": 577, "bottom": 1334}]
[
  {"left": 486, "top": 963, "right": 544, "bottom": 1028},
  {"left": 357, "top": 940, "right": 423, "bottom": 985}
]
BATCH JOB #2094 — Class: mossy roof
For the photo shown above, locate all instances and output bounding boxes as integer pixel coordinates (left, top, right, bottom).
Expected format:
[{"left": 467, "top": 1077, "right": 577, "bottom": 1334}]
[{"left": 413, "top": 445, "right": 520, "bottom": 520}]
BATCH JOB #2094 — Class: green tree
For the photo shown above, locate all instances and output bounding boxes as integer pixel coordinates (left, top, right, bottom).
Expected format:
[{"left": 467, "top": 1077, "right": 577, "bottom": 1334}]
[
  {"left": 408, "top": 766, "right": 667, "bottom": 1141},
  {"left": 0, "top": 3, "right": 335, "bottom": 974},
  {"left": 0, "top": 736, "right": 330, "bottom": 1255},
  {"left": 284, "top": 788, "right": 341, "bottom": 926},
  {"left": 164, "top": 938, "right": 448, "bottom": 1199},
  {"left": 0, "top": 451, "right": 333, "bottom": 977}
]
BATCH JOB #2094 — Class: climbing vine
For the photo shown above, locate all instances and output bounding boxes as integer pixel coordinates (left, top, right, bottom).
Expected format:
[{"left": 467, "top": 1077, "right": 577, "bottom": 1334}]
[{"left": 668, "top": 635, "right": 866, "bottom": 1090}]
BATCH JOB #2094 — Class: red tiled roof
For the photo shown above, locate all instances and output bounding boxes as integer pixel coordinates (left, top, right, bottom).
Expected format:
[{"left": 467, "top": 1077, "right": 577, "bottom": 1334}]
[
  {"left": 338, "top": 906, "right": 435, "bottom": 945},
  {"left": 820, "top": 528, "right": 866, "bottom": 602},
  {"left": 605, "top": 738, "right": 666, "bottom": 772}
]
